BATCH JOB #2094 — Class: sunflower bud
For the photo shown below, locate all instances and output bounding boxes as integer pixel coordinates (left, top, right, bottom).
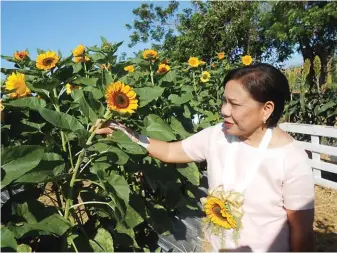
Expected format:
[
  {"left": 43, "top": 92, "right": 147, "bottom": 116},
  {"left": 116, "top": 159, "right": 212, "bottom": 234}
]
[
  {"left": 303, "top": 59, "right": 311, "bottom": 79},
  {"left": 313, "top": 55, "right": 321, "bottom": 78}
]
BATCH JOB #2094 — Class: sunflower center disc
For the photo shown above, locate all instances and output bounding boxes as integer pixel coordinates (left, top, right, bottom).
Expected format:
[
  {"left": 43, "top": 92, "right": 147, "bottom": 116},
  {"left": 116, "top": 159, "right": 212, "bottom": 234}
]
[
  {"left": 115, "top": 93, "right": 129, "bottom": 108},
  {"left": 212, "top": 204, "right": 227, "bottom": 221},
  {"left": 43, "top": 58, "right": 54, "bottom": 65}
]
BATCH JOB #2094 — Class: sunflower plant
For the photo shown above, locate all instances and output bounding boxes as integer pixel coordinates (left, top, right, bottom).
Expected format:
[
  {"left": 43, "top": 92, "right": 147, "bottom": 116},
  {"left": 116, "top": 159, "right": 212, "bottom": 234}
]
[{"left": 0, "top": 37, "right": 232, "bottom": 252}]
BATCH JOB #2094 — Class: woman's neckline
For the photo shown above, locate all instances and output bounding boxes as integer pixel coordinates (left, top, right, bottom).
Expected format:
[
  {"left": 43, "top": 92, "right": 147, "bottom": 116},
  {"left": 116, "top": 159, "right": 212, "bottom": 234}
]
[
  {"left": 239, "top": 137, "right": 295, "bottom": 151},
  {"left": 235, "top": 128, "right": 295, "bottom": 151}
]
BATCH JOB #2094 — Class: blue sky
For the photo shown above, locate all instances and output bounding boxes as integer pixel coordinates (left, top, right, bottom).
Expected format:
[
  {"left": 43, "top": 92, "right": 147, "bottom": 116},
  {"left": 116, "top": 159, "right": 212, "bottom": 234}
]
[{"left": 1, "top": 1, "right": 302, "bottom": 72}]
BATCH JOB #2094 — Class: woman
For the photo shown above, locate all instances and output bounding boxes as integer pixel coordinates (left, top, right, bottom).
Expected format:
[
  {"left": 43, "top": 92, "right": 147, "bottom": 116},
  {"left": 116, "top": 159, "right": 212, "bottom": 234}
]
[{"left": 97, "top": 63, "right": 315, "bottom": 252}]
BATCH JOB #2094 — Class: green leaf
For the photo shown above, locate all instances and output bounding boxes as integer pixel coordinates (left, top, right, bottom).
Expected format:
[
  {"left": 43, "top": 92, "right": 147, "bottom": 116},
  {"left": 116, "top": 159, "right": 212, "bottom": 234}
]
[
  {"left": 147, "top": 204, "right": 171, "bottom": 234},
  {"left": 107, "top": 171, "right": 130, "bottom": 202},
  {"left": 109, "top": 130, "right": 146, "bottom": 155},
  {"left": 31, "top": 77, "right": 60, "bottom": 91},
  {"left": 86, "top": 92, "right": 105, "bottom": 117},
  {"left": 9, "top": 213, "right": 71, "bottom": 238},
  {"left": 39, "top": 108, "right": 84, "bottom": 131},
  {"left": 159, "top": 70, "right": 177, "bottom": 83},
  {"left": 90, "top": 144, "right": 129, "bottom": 165},
  {"left": 21, "top": 119, "right": 46, "bottom": 132},
  {"left": 6, "top": 97, "right": 46, "bottom": 111},
  {"left": 115, "top": 222, "right": 138, "bottom": 248},
  {"left": 87, "top": 46, "right": 102, "bottom": 53},
  {"left": 90, "top": 53, "right": 106, "bottom": 62},
  {"left": 134, "top": 87, "right": 165, "bottom": 107},
  {"left": 176, "top": 162, "right": 200, "bottom": 185},
  {"left": 73, "top": 77, "right": 98, "bottom": 86},
  {"left": 104, "top": 70, "right": 114, "bottom": 84},
  {"left": 143, "top": 114, "right": 176, "bottom": 141},
  {"left": 100, "top": 36, "right": 109, "bottom": 45},
  {"left": 88, "top": 143, "right": 112, "bottom": 153},
  {"left": 17, "top": 244, "right": 32, "bottom": 252},
  {"left": 168, "top": 92, "right": 193, "bottom": 105},
  {"left": 15, "top": 153, "right": 65, "bottom": 183},
  {"left": 89, "top": 228, "right": 114, "bottom": 252},
  {"left": 83, "top": 86, "right": 104, "bottom": 99},
  {"left": 1, "top": 145, "right": 45, "bottom": 188},
  {"left": 170, "top": 117, "right": 191, "bottom": 138},
  {"left": 72, "top": 90, "right": 98, "bottom": 122},
  {"left": 72, "top": 63, "right": 83, "bottom": 74},
  {"left": 90, "top": 162, "right": 111, "bottom": 176},
  {"left": 125, "top": 204, "right": 144, "bottom": 228},
  {"left": 183, "top": 105, "right": 192, "bottom": 118},
  {"left": 327, "top": 107, "right": 337, "bottom": 118},
  {"left": 318, "top": 101, "right": 336, "bottom": 114},
  {"left": 1, "top": 226, "right": 18, "bottom": 250},
  {"left": 1, "top": 55, "right": 16, "bottom": 62}
]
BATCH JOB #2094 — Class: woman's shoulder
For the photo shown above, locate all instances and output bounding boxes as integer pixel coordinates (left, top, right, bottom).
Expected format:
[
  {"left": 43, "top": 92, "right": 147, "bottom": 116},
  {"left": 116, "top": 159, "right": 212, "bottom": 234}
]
[
  {"left": 271, "top": 127, "right": 309, "bottom": 164},
  {"left": 269, "top": 127, "right": 294, "bottom": 149}
]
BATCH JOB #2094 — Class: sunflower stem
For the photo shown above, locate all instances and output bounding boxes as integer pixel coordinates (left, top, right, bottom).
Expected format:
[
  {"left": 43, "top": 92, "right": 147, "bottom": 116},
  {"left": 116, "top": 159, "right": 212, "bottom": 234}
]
[
  {"left": 150, "top": 63, "right": 155, "bottom": 86},
  {"left": 192, "top": 71, "right": 198, "bottom": 100},
  {"left": 63, "top": 111, "right": 109, "bottom": 221},
  {"left": 53, "top": 88, "right": 67, "bottom": 153},
  {"left": 83, "top": 59, "right": 88, "bottom": 78},
  {"left": 65, "top": 135, "right": 74, "bottom": 170}
]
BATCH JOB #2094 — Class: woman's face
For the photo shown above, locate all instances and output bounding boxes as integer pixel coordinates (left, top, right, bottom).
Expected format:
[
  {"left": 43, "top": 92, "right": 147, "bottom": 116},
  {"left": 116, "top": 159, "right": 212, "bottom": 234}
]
[{"left": 220, "top": 80, "right": 266, "bottom": 137}]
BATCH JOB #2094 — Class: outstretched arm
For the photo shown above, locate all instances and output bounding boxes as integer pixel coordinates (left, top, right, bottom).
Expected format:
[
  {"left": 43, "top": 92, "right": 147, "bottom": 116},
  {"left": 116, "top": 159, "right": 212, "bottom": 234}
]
[{"left": 95, "top": 121, "right": 194, "bottom": 163}]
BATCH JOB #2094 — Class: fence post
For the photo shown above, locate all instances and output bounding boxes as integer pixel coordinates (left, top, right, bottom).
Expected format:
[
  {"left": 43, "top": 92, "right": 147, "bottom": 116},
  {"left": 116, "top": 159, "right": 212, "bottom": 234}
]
[{"left": 311, "top": 135, "right": 322, "bottom": 180}]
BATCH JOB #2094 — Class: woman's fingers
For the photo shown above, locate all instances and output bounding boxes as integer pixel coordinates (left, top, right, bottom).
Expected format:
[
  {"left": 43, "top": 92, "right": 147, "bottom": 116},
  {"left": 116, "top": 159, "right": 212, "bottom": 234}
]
[{"left": 95, "top": 127, "right": 113, "bottom": 135}]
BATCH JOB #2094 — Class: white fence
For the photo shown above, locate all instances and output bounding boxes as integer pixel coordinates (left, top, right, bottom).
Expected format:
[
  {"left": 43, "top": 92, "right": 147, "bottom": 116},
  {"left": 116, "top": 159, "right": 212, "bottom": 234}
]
[{"left": 279, "top": 123, "right": 337, "bottom": 190}]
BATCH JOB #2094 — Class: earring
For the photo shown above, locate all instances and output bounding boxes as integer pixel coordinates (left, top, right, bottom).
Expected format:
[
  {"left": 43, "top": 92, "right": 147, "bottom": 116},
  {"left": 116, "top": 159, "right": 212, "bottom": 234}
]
[{"left": 263, "top": 118, "right": 266, "bottom": 124}]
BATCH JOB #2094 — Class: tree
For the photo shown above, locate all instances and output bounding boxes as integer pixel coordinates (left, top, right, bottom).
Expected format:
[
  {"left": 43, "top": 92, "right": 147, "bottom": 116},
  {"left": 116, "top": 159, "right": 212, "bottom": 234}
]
[
  {"left": 125, "top": 1, "right": 180, "bottom": 48},
  {"left": 126, "top": 1, "right": 273, "bottom": 63},
  {"left": 126, "top": 0, "right": 337, "bottom": 82},
  {"left": 261, "top": 1, "right": 337, "bottom": 86}
]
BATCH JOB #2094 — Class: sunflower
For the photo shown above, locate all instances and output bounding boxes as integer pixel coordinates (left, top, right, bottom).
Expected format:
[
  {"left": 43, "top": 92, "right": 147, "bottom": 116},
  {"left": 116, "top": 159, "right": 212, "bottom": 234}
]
[
  {"left": 143, "top": 49, "right": 158, "bottom": 60},
  {"left": 242, "top": 55, "right": 253, "bottom": 66},
  {"left": 65, "top": 83, "right": 82, "bottom": 94},
  {"left": 188, "top": 57, "right": 200, "bottom": 68},
  {"left": 73, "top": 55, "right": 90, "bottom": 63},
  {"left": 157, "top": 63, "right": 170, "bottom": 74},
  {"left": 72, "top": 44, "right": 85, "bottom": 57},
  {"left": 124, "top": 65, "right": 135, "bottom": 73},
  {"left": 199, "top": 60, "right": 206, "bottom": 66},
  {"left": 204, "top": 197, "right": 233, "bottom": 229},
  {"left": 5, "top": 72, "right": 30, "bottom": 98},
  {"left": 218, "top": 52, "right": 225, "bottom": 60},
  {"left": 105, "top": 81, "right": 138, "bottom": 114},
  {"left": 100, "top": 63, "right": 111, "bottom": 70},
  {"left": 14, "top": 51, "right": 29, "bottom": 61},
  {"left": 200, "top": 71, "right": 211, "bottom": 83},
  {"left": 36, "top": 51, "right": 59, "bottom": 70}
]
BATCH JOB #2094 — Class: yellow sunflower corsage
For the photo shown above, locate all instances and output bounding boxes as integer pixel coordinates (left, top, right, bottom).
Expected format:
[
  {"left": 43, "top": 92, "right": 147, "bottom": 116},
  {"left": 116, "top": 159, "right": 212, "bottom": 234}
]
[{"left": 200, "top": 185, "right": 244, "bottom": 248}]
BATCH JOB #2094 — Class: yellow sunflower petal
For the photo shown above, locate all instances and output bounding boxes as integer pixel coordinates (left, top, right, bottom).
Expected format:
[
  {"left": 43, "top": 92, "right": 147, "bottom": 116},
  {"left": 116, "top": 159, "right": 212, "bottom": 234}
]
[
  {"left": 121, "top": 84, "right": 131, "bottom": 94},
  {"left": 105, "top": 81, "right": 138, "bottom": 114}
]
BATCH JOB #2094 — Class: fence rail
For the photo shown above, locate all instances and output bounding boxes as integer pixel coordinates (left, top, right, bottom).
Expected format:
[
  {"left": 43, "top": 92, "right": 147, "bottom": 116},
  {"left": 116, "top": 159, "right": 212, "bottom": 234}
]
[{"left": 279, "top": 122, "right": 337, "bottom": 190}]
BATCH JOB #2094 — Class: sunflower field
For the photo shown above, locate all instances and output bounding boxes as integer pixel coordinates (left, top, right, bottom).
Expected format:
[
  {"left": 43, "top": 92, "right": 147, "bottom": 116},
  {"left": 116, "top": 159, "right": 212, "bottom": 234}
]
[{"left": 0, "top": 37, "right": 249, "bottom": 252}]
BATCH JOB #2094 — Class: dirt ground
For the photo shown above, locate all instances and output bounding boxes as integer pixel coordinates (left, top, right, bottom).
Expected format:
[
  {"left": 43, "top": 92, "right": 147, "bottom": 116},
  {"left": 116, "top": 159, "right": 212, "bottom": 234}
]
[{"left": 314, "top": 185, "right": 337, "bottom": 251}]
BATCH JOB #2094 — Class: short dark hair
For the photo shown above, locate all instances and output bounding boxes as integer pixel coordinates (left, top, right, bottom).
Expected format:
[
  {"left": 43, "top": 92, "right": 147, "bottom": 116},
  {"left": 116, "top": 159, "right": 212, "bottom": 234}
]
[{"left": 223, "top": 63, "right": 291, "bottom": 127}]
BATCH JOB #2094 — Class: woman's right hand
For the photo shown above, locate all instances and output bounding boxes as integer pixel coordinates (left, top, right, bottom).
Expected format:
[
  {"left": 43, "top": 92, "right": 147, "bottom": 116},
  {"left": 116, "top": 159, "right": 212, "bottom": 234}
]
[
  {"left": 95, "top": 120, "right": 140, "bottom": 143},
  {"left": 95, "top": 120, "right": 115, "bottom": 135}
]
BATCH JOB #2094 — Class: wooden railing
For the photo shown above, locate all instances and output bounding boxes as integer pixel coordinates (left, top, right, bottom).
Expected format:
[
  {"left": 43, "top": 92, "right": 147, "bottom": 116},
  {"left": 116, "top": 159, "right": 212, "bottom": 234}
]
[{"left": 279, "top": 123, "right": 337, "bottom": 190}]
